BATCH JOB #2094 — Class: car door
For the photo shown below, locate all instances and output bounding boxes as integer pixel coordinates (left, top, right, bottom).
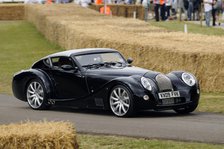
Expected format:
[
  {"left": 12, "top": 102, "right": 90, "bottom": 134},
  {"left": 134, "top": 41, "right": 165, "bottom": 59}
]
[{"left": 49, "top": 56, "right": 89, "bottom": 99}]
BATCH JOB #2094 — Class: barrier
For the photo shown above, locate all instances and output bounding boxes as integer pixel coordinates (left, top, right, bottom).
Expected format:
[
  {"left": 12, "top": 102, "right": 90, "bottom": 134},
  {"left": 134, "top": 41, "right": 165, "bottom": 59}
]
[
  {"left": 89, "top": 4, "right": 145, "bottom": 20},
  {"left": 0, "top": 4, "right": 24, "bottom": 20}
]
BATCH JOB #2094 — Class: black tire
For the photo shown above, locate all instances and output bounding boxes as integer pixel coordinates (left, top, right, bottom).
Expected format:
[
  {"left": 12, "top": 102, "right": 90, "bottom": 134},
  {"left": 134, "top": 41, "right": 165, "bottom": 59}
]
[
  {"left": 109, "top": 85, "right": 135, "bottom": 117},
  {"left": 26, "top": 79, "right": 50, "bottom": 110},
  {"left": 174, "top": 103, "right": 198, "bottom": 114}
]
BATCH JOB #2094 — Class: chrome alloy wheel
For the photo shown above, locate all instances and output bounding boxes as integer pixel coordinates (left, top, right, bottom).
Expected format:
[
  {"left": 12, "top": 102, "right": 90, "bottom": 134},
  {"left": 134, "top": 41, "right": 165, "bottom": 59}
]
[
  {"left": 27, "top": 81, "right": 44, "bottom": 109},
  {"left": 110, "top": 87, "right": 131, "bottom": 116}
]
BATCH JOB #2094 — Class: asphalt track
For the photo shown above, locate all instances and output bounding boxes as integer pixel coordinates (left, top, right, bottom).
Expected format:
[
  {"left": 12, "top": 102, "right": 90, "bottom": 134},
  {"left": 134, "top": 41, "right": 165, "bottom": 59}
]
[{"left": 0, "top": 94, "right": 224, "bottom": 144}]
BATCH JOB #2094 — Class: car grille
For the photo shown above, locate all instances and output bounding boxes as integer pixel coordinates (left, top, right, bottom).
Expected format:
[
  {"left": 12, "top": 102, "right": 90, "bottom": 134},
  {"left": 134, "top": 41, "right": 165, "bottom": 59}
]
[{"left": 155, "top": 74, "right": 173, "bottom": 92}]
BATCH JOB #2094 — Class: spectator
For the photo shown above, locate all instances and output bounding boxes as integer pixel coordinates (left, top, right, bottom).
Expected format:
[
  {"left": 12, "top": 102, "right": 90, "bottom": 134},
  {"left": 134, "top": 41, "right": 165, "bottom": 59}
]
[
  {"left": 81, "top": 0, "right": 91, "bottom": 7},
  {"left": 74, "top": 0, "right": 79, "bottom": 3},
  {"left": 204, "top": 0, "right": 213, "bottom": 26},
  {"left": 136, "top": 0, "right": 141, "bottom": 4},
  {"left": 24, "top": 0, "right": 42, "bottom": 4},
  {"left": 212, "top": 0, "right": 218, "bottom": 26},
  {"left": 176, "top": 0, "right": 188, "bottom": 20},
  {"left": 95, "top": 0, "right": 102, "bottom": 4},
  {"left": 154, "top": 0, "right": 166, "bottom": 21},
  {"left": 61, "top": 0, "right": 69, "bottom": 3},
  {"left": 216, "top": 0, "right": 223, "bottom": 25},
  {"left": 166, "top": 0, "right": 172, "bottom": 19},
  {"left": 193, "top": 0, "right": 201, "bottom": 20},
  {"left": 142, "top": 0, "right": 150, "bottom": 21},
  {"left": 212, "top": 0, "right": 222, "bottom": 25},
  {"left": 171, "top": 0, "right": 177, "bottom": 18},
  {"left": 183, "top": 0, "right": 189, "bottom": 20},
  {"left": 188, "top": 0, "right": 194, "bottom": 20},
  {"left": 125, "top": 0, "right": 133, "bottom": 4}
]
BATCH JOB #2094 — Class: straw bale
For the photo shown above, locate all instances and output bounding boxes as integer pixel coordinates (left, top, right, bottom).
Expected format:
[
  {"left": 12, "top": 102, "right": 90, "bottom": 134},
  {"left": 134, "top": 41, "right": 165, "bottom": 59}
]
[
  {"left": 0, "top": 4, "right": 24, "bottom": 20},
  {"left": 0, "top": 121, "right": 78, "bottom": 149},
  {"left": 25, "top": 4, "right": 224, "bottom": 92},
  {"left": 90, "top": 4, "right": 144, "bottom": 19}
]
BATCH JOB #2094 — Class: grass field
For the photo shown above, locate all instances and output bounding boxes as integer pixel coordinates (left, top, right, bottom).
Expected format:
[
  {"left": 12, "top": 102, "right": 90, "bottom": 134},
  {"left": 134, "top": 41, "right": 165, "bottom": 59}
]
[
  {"left": 199, "top": 93, "right": 224, "bottom": 113},
  {"left": 0, "top": 20, "right": 224, "bottom": 148},
  {"left": 0, "top": 21, "right": 62, "bottom": 94},
  {"left": 78, "top": 134, "right": 224, "bottom": 149}
]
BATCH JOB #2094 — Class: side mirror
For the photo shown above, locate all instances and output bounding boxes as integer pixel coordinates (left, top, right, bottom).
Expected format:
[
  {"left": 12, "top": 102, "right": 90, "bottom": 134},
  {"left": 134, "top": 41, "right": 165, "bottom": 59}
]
[
  {"left": 61, "top": 65, "right": 75, "bottom": 71},
  {"left": 127, "top": 58, "right": 133, "bottom": 64}
]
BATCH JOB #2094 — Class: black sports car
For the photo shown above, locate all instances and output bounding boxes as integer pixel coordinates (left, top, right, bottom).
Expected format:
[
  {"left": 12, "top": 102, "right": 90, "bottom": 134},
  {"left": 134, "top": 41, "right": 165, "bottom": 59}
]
[{"left": 12, "top": 48, "right": 200, "bottom": 117}]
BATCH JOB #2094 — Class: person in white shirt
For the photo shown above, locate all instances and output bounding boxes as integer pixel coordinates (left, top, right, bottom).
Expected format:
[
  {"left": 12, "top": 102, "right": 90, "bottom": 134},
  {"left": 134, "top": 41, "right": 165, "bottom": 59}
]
[
  {"left": 204, "top": 0, "right": 213, "bottom": 26},
  {"left": 142, "top": 0, "right": 150, "bottom": 21},
  {"left": 80, "top": 0, "right": 91, "bottom": 7}
]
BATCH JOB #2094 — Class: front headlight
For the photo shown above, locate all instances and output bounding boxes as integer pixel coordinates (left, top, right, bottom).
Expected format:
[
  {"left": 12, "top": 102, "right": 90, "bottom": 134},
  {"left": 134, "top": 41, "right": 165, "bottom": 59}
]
[
  {"left": 141, "top": 77, "right": 152, "bottom": 91},
  {"left": 181, "top": 72, "right": 196, "bottom": 86}
]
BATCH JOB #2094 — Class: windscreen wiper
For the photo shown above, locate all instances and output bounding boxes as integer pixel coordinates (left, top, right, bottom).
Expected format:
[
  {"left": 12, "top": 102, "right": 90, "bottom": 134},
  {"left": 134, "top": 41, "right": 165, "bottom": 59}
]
[
  {"left": 104, "top": 61, "right": 124, "bottom": 67},
  {"left": 82, "top": 63, "right": 104, "bottom": 69}
]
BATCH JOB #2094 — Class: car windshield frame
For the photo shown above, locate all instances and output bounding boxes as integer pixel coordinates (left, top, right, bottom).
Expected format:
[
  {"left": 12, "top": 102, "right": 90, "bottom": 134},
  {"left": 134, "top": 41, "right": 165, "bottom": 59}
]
[{"left": 72, "top": 52, "right": 127, "bottom": 68}]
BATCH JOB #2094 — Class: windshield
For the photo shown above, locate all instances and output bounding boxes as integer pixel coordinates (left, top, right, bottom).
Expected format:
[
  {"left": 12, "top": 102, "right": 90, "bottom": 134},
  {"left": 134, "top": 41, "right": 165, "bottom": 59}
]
[{"left": 74, "top": 52, "right": 126, "bottom": 67}]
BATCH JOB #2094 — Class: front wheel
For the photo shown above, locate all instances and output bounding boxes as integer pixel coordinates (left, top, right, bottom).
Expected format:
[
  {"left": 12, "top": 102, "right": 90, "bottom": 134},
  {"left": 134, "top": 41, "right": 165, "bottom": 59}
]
[
  {"left": 109, "top": 85, "right": 134, "bottom": 117},
  {"left": 26, "top": 79, "right": 50, "bottom": 110},
  {"left": 174, "top": 104, "right": 198, "bottom": 114}
]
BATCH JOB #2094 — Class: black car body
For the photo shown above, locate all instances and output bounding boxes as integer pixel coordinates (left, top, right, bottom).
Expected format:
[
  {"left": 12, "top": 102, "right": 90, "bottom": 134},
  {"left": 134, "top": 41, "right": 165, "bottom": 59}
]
[{"left": 12, "top": 48, "right": 200, "bottom": 117}]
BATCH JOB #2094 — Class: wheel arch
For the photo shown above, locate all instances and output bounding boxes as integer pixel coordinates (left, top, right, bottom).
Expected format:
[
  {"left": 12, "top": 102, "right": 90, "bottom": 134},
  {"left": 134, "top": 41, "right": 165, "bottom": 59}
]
[
  {"left": 103, "top": 76, "right": 145, "bottom": 110},
  {"left": 12, "top": 69, "right": 53, "bottom": 101},
  {"left": 110, "top": 76, "right": 145, "bottom": 96}
]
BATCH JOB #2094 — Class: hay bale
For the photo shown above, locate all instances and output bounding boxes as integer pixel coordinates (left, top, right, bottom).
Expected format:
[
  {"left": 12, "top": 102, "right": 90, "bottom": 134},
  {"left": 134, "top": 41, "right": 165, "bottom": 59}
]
[
  {"left": 110, "top": 4, "right": 119, "bottom": 16},
  {"left": 0, "top": 4, "right": 24, "bottom": 20},
  {"left": 24, "top": 4, "right": 224, "bottom": 92},
  {"left": 0, "top": 121, "right": 79, "bottom": 149},
  {"left": 90, "top": 4, "right": 144, "bottom": 19},
  {"left": 136, "top": 5, "right": 144, "bottom": 20}
]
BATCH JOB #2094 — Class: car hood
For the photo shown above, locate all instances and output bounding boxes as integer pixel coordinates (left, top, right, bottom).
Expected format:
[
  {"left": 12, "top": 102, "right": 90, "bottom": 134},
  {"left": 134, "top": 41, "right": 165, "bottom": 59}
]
[{"left": 85, "top": 66, "right": 159, "bottom": 78}]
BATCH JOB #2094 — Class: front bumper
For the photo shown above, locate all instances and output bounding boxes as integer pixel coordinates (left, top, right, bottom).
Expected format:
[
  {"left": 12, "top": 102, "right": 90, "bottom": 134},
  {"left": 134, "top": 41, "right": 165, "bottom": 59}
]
[{"left": 134, "top": 88, "right": 200, "bottom": 110}]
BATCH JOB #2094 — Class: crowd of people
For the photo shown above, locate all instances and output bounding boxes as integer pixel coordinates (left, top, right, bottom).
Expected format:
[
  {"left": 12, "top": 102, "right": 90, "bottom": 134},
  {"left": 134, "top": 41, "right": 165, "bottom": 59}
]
[
  {"left": 77, "top": 0, "right": 224, "bottom": 27},
  {"left": 142, "top": 0, "right": 223, "bottom": 27},
  {"left": 148, "top": 0, "right": 203, "bottom": 22}
]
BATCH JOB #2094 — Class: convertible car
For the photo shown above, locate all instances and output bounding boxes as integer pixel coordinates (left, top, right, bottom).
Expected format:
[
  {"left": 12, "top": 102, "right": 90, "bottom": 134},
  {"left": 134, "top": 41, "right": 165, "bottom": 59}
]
[{"left": 12, "top": 48, "right": 200, "bottom": 117}]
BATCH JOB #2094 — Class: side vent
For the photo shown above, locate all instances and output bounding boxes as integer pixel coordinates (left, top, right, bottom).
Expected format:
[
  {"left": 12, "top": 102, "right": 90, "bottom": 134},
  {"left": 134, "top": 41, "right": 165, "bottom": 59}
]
[{"left": 94, "top": 98, "right": 104, "bottom": 107}]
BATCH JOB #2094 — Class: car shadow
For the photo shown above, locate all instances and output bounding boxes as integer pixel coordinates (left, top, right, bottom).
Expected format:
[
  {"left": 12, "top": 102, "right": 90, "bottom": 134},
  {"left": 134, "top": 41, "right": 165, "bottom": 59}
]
[
  {"left": 20, "top": 105, "right": 198, "bottom": 118},
  {"left": 51, "top": 106, "right": 115, "bottom": 117},
  {"left": 45, "top": 106, "right": 198, "bottom": 118},
  {"left": 135, "top": 110, "right": 197, "bottom": 118}
]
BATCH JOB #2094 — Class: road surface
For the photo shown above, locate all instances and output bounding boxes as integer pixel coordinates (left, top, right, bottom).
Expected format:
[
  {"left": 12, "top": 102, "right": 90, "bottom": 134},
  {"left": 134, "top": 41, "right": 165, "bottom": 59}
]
[{"left": 0, "top": 94, "right": 224, "bottom": 144}]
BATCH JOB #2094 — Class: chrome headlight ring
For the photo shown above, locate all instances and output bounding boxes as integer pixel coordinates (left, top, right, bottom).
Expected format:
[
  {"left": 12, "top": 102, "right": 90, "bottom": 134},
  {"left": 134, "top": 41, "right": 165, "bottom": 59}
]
[
  {"left": 141, "top": 77, "right": 152, "bottom": 91},
  {"left": 181, "top": 72, "right": 196, "bottom": 87}
]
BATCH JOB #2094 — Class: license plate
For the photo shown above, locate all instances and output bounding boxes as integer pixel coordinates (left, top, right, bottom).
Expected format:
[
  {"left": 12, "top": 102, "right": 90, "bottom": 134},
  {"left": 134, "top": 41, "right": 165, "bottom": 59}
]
[
  {"left": 162, "top": 98, "right": 174, "bottom": 105},
  {"left": 158, "top": 91, "right": 180, "bottom": 99}
]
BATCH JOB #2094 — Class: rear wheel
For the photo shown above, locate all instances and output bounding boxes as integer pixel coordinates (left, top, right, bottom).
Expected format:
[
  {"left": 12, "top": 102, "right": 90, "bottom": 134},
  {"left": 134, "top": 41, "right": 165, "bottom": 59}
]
[
  {"left": 26, "top": 79, "right": 50, "bottom": 110},
  {"left": 109, "top": 85, "right": 134, "bottom": 117},
  {"left": 174, "top": 104, "right": 198, "bottom": 114}
]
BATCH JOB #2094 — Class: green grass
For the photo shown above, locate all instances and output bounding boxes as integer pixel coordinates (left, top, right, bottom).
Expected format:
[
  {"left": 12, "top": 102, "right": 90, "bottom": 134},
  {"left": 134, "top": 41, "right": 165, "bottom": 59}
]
[
  {"left": 0, "top": 21, "right": 62, "bottom": 94},
  {"left": 150, "top": 21, "right": 224, "bottom": 36},
  {"left": 199, "top": 93, "right": 224, "bottom": 114},
  {"left": 78, "top": 134, "right": 224, "bottom": 149}
]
